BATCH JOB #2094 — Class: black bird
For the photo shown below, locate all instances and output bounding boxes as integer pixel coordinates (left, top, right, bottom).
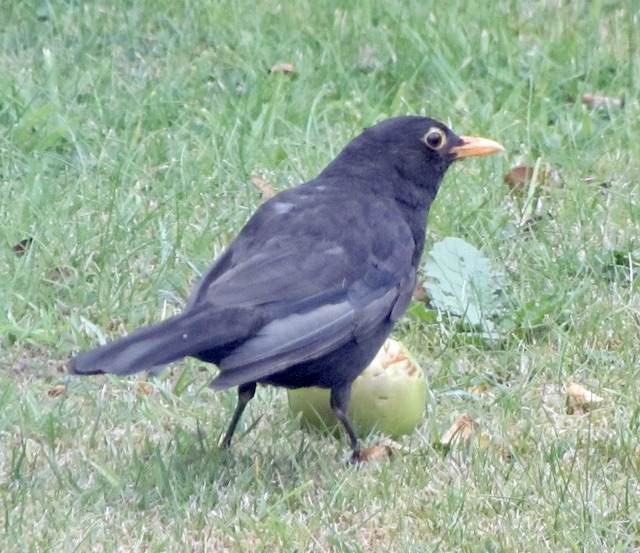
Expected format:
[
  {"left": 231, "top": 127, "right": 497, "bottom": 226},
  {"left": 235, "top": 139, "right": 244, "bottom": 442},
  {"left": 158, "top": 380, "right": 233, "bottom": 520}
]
[{"left": 70, "top": 116, "right": 504, "bottom": 460}]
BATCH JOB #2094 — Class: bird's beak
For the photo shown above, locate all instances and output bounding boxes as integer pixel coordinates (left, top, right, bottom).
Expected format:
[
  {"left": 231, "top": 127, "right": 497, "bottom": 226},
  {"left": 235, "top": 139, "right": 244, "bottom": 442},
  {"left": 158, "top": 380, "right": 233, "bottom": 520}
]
[{"left": 451, "top": 136, "right": 505, "bottom": 160}]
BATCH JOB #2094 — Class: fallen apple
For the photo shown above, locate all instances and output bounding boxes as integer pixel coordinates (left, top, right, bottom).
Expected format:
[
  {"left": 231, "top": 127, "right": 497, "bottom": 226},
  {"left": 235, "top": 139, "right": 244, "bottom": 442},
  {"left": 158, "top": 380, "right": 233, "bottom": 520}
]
[{"left": 287, "top": 338, "right": 426, "bottom": 438}]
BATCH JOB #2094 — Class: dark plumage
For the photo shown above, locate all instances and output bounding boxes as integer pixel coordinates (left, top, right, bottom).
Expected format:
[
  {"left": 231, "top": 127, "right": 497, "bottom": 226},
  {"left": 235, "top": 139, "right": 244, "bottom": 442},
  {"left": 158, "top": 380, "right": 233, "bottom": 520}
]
[{"left": 70, "top": 116, "right": 503, "bottom": 460}]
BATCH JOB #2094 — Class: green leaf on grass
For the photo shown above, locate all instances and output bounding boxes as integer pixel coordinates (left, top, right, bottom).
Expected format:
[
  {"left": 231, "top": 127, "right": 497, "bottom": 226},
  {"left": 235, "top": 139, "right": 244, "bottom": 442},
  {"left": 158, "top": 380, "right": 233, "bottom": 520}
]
[{"left": 423, "top": 237, "right": 508, "bottom": 333}]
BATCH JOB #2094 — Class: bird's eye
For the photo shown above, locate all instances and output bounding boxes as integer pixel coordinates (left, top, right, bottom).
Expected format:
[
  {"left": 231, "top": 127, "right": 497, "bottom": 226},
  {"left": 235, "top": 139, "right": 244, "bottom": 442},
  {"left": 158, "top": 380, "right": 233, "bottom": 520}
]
[{"left": 423, "top": 128, "right": 446, "bottom": 150}]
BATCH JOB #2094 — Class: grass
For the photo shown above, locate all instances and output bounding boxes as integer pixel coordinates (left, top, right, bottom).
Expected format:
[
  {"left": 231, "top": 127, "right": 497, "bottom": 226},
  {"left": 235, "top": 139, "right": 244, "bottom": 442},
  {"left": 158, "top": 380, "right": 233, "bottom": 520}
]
[{"left": 1, "top": 0, "right": 640, "bottom": 550}]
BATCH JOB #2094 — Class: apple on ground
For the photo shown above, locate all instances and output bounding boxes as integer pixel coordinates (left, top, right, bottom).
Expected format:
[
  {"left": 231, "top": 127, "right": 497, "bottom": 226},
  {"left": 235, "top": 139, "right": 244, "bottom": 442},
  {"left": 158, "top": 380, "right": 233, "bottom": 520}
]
[{"left": 287, "top": 338, "right": 427, "bottom": 439}]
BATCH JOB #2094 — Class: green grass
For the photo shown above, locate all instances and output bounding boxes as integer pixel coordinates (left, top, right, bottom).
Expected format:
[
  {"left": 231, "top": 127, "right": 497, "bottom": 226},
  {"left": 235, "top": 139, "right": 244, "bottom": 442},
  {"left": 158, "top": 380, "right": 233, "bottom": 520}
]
[{"left": 2, "top": 0, "right": 640, "bottom": 550}]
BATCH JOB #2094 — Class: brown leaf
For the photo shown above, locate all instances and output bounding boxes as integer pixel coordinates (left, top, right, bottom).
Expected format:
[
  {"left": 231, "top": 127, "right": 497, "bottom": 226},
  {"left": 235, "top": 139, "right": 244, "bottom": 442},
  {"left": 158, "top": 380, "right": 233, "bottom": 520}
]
[
  {"left": 136, "top": 381, "right": 153, "bottom": 395},
  {"left": 251, "top": 176, "right": 276, "bottom": 200},
  {"left": 566, "top": 382, "right": 604, "bottom": 413},
  {"left": 504, "top": 165, "right": 535, "bottom": 191},
  {"left": 440, "top": 413, "right": 479, "bottom": 446},
  {"left": 412, "top": 278, "right": 426, "bottom": 301},
  {"left": 358, "top": 444, "right": 393, "bottom": 462},
  {"left": 582, "top": 93, "right": 624, "bottom": 109},
  {"left": 468, "top": 383, "right": 492, "bottom": 394},
  {"left": 12, "top": 237, "right": 33, "bottom": 257},
  {"left": 48, "top": 384, "right": 66, "bottom": 397},
  {"left": 505, "top": 164, "right": 564, "bottom": 195},
  {"left": 504, "top": 165, "right": 551, "bottom": 192},
  {"left": 269, "top": 62, "right": 295, "bottom": 74}
]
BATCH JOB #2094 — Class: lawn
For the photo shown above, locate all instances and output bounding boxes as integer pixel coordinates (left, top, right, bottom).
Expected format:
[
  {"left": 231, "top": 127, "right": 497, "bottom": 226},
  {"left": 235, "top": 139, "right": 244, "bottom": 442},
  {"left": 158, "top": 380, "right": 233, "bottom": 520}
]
[{"left": 1, "top": 0, "right": 640, "bottom": 551}]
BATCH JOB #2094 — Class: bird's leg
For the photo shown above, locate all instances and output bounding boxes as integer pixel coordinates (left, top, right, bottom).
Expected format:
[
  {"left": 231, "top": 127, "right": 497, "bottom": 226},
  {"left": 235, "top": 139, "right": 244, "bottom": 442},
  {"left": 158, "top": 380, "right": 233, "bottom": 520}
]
[
  {"left": 220, "top": 382, "right": 257, "bottom": 449},
  {"left": 330, "top": 385, "right": 361, "bottom": 462}
]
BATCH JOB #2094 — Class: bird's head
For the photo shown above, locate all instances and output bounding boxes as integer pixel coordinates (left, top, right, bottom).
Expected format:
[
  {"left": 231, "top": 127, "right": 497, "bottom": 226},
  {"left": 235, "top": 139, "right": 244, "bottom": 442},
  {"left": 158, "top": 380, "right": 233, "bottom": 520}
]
[{"left": 320, "top": 116, "right": 504, "bottom": 208}]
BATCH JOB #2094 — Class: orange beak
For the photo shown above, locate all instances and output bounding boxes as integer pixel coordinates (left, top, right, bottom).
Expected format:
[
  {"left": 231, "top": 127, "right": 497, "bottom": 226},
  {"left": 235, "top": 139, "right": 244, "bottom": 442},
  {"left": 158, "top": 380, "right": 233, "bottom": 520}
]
[{"left": 451, "top": 136, "right": 505, "bottom": 160}]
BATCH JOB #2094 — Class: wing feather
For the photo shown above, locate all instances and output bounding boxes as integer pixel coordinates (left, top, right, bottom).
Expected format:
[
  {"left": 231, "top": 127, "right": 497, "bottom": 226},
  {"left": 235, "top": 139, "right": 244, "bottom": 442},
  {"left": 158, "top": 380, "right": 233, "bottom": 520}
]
[{"left": 211, "top": 289, "right": 398, "bottom": 389}]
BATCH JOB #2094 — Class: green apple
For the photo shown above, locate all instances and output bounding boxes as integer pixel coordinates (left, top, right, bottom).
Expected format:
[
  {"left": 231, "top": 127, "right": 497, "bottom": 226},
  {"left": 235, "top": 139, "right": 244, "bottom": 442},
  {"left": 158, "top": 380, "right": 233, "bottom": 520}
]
[{"left": 287, "top": 339, "right": 426, "bottom": 438}]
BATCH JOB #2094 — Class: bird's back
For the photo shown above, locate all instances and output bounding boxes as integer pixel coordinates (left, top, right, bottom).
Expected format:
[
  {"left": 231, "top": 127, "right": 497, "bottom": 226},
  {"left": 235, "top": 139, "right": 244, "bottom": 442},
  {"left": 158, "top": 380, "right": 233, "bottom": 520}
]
[{"left": 189, "top": 177, "right": 422, "bottom": 390}]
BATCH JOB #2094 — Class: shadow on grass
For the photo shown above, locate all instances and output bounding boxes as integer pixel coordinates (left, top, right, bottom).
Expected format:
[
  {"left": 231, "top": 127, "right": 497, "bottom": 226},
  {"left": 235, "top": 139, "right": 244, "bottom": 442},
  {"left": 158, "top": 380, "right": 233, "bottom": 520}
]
[{"left": 127, "top": 420, "right": 328, "bottom": 511}]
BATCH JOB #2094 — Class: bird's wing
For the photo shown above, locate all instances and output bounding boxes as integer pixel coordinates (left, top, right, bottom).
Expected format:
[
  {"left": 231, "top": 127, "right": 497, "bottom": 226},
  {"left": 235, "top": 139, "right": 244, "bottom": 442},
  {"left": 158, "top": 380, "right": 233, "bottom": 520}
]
[
  {"left": 211, "top": 274, "right": 412, "bottom": 389},
  {"left": 193, "top": 186, "right": 418, "bottom": 388}
]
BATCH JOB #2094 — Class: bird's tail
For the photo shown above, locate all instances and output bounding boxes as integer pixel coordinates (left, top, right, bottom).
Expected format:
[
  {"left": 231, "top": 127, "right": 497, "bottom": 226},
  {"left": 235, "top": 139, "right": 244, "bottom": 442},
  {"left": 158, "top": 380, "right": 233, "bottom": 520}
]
[{"left": 69, "top": 306, "right": 262, "bottom": 377}]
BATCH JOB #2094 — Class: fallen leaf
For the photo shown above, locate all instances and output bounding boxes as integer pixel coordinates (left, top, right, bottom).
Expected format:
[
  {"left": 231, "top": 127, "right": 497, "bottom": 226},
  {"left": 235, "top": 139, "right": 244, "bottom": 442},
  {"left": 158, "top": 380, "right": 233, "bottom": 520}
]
[
  {"left": 269, "top": 62, "right": 295, "bottom": 74},
  {"left": 12, "top": 237, "right": 33, "bottom": 257},
  {"left": 566, "top": 382, "right": 605, "bottom": 413},
  {"left": 136, "top": 381, "right": 153, "bottom": 395},
  {"left": 412, "top": 278, "right": 426, "bottom": 301},
  {"left": 582, "top": 93, "right": 624, "bottom": 109},
  {"left": 468, "top": 383, "right": 492, "bottom": 394},
  {"left": 504, "top": 166, "right": 542, "bottom": 192},
  {"left": 48, "top": 384, "right": 66, "bottom": 397},
  {"left": 440, "top": 413, "right": 479, "bottom": 446},
  {"left": 504, "top": 163, "right": 563, "bottom": 194},
  {"left": 358, "top": 444, "right": 393, "bottom": 462},
  {"left": 251, "top": 176, "right": 276, "bottom": 200}
]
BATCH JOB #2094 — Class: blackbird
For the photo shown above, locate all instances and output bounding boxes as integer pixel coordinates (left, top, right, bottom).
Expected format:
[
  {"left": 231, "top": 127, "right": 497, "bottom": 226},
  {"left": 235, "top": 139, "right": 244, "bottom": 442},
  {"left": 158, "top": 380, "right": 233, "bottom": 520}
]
[{"left": 70, "top": 116, "right": 504, "bottom": 461}]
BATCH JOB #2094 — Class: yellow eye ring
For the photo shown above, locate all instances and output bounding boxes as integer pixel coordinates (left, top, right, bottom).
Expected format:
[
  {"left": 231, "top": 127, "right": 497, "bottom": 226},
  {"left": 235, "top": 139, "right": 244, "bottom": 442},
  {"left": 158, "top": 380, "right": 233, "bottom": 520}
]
[{"left": 423, "top": 128, "right": 447, "bottom": 150}]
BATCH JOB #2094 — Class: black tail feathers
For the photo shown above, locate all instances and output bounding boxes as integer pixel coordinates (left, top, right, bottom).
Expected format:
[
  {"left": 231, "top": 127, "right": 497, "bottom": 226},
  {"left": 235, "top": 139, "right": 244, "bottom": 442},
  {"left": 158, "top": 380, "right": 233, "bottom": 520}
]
[
  {"left": 69, "top": 312, "right": 205, "bottom": 376},
  {"left": 69, "top": 305, "right": 265, "bottom": 377}
]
